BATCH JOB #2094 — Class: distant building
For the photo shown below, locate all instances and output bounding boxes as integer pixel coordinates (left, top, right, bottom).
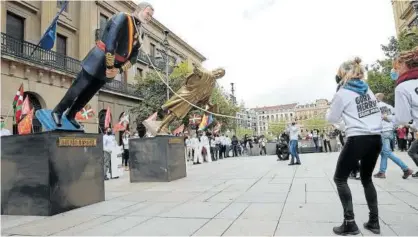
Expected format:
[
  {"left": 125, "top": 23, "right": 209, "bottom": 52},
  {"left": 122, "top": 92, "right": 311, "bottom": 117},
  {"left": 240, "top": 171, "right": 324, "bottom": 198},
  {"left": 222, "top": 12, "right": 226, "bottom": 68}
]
[
  {"left": 392, "top": 0, "right": 418, "bottom": 34},
  {"left": 236, "top": 108, "right": 258, "bottom": 135},
  {"left": 253, "top": 103, "right": 297, "bottom": 135},
  {"left": 295, "top": 99, "right": 331, "bottom": 131}
]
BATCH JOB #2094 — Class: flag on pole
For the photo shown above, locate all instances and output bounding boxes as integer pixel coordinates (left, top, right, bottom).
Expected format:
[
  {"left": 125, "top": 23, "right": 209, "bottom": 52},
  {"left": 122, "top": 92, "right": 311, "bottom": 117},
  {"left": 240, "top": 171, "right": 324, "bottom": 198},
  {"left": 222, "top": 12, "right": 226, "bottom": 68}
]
[
  {"left": 172, "top": 124, "right": 184, "bottom": 135},
  {"left": 198, "top": 113, "right": 214, "bottom": 131},
  {"left": 12, "top": 83, "right": 23, "bottom": 109},
  {"left": 104, "top": 106, "right": 111, "bottom": 129},
  {"left": 18, "top": 108, "right": 34, "bottom": 135},
  {"left": 75, "top": 105, "right": 95, "bottom": 121},
  {"left": 13, "top": 85, "right": 24, "bottom": 123},
  {"left": 113, "top": 112, "right": 129, "bottom": 132},
  {"left": 213, "top": 122, "right": 222, "bottom": 134},
  {"left": 188, "top": 114, "right": 202, "bottom": 125},
  {"left": 39, "top": 1, "right": 69, "bottom": 50},
  {"left": 21, "top": 95, "right": 31, "bottom": 118}
]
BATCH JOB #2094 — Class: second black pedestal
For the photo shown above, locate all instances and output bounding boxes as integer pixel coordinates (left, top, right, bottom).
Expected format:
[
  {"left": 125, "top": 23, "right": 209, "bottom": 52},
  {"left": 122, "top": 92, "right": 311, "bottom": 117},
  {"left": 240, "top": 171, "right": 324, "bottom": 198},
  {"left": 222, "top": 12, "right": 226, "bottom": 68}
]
[{"left": 129, "top": 136, "right": 187, "bottom": 182}]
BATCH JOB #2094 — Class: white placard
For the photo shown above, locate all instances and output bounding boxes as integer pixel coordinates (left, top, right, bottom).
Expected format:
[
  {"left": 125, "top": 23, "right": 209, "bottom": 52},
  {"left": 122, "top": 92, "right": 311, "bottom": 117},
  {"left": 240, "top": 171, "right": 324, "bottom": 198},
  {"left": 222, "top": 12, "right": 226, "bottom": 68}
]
[{"left": 109, "top": 145, "right": 124, "bottom": 178}]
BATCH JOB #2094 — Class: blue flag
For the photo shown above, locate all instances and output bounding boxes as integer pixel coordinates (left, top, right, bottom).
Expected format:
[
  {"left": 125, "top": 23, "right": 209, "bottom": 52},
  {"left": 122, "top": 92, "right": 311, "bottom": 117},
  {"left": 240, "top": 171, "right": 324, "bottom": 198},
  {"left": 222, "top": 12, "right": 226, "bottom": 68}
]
[{"left": 39, "top": 1, "right": 68, "bottom": 50}]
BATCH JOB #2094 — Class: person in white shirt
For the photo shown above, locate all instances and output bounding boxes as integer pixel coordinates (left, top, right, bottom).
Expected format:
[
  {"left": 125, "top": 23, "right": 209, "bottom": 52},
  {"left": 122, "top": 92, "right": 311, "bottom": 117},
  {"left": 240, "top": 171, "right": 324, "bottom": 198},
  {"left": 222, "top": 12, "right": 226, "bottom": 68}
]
[
  {"left": 185, "top": 136, "right": 192, "bottom": 162},
  {"left": 103, "top": 128, "right": 117, "bottom": 180},
  {"left": 122, "top": 130, "right": 130, "bottom": 171},
  {"left": 192, "top": 133, "right": 203, "bottom": 164},
  {"left": 209, "top": 135, "right": 217, "bottom": 161},
  {"left": 287, "top": 122, "right": 301, "bottom": 165},
  {"left": 327, "top": 57, "right": 382, "bottom": 235},
  {"left": 259, "top": 136, "right": 267, "bottom": 155},
  {"left": 392, "top": 46, "right": 418, "bottom": 178},
  {"left": 200, "top": 132, "right": 212, "bottom": 162},
  {"left": 225, "top": 135, "right": 231, "bottom": 157},
  {"left": 374, "top": 93, "right": 412, "bottom": 179},
  {"left": 312, "top": 129, "right": 319, "bottom": 152},
  {"left": 219, "top": 134, "right": 226, "bottom": 158},
  {"left": 0, "top": 117, "right": 12, "bottom": 137}
]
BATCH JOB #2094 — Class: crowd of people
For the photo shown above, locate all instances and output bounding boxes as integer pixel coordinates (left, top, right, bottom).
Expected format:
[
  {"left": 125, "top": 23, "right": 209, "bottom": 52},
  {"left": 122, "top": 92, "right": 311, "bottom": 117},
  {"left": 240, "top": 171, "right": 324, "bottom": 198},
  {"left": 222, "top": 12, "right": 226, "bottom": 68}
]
[{"left": 183, "top": 133, "right": 271, "bottom": 164}]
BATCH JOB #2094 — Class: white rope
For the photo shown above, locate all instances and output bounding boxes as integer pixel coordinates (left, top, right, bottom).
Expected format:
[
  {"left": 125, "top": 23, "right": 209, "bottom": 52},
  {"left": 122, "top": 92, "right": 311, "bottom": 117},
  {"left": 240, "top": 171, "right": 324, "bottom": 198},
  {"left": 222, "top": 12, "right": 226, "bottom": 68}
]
[{"left": 134, "top": 19, "right": 329, "bottom": 123}]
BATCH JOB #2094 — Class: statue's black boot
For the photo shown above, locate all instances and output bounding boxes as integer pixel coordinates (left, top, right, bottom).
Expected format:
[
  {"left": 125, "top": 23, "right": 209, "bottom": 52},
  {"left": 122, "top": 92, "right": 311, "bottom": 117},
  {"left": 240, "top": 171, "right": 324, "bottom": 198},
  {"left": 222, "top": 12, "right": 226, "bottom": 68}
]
[{"left": 66, "top": 111, "right": 81, "bottom": 129}]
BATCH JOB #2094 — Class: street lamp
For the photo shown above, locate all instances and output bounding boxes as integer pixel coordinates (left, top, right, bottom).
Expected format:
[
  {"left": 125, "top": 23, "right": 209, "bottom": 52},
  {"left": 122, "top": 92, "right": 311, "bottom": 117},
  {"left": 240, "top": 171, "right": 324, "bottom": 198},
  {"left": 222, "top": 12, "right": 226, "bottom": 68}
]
[{"left": 156, "top": 30, "right": 170, "bottom": 100}]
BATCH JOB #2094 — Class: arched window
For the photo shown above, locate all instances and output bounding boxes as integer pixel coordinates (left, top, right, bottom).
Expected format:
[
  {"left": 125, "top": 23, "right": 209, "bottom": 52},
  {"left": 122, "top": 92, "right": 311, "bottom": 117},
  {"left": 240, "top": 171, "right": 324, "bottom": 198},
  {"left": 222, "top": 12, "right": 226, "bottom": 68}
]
[
  {"left": 98, "top": 109, "right": 112, "bottom": 133},
  {"left": 22, "top": 92, "right": 42, "bottom": 133}
]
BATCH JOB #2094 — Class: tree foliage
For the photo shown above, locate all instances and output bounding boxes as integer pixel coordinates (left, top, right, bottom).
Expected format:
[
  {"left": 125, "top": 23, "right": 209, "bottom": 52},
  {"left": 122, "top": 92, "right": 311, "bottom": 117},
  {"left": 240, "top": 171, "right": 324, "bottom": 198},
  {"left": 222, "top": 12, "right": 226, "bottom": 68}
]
[
  {"left": 268, "top": 120, "right": 287, "bottom": 136},
  {"left": 367, "top": 28, "right": 418, "bottom": 105},
  {"left": 301, "top": 117, "right": 329, "bottom": 130},
  {"left": 235, "top": 127, "right": 253, "bottom": 140}
]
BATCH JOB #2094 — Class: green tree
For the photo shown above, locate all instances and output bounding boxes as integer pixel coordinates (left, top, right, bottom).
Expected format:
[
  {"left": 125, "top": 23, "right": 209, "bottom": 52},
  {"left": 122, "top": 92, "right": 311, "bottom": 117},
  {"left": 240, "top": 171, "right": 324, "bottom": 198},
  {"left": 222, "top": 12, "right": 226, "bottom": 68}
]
[
  {"left": 268, "top": 120, "right": 287, "bottom": 137},
  {"left": 132, "top": 61, "right": 191, "bottom": 126},
  {"left": 235, "top": 127, "right": 253, "bottom": 139},
  {"left": 302, "top": 117, "right": 328, "bottom": 130},
  {"left": 367, "top": 28, "right": 418, "bottom": 105}
]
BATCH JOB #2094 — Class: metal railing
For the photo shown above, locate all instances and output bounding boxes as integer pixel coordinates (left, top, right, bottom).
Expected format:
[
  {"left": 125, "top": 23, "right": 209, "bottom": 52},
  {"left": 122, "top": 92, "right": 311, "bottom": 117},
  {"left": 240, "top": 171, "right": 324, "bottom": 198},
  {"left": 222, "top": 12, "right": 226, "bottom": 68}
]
[
  {"left": 102, "top": 79, "right": 142, "bottom": 98},
  {"left": 1, "top": 32, "right": 143, "bottom": 98},
  {"left": 1, "top": 33, "right": 81, "bottom": 75},
  {"left": 409, "top": 16, "right": 418, "bottom": 28}
]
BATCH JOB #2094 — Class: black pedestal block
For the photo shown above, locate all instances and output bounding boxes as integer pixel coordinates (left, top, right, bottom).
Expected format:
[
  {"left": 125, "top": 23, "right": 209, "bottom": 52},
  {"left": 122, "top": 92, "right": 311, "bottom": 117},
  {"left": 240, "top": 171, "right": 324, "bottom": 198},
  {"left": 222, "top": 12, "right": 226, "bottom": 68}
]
[
  {"left": 1, "top": 132, "right": 104, "bottom": 216},
  {"left": 129, "top": 136, "right": 187, "bottom": 182}
]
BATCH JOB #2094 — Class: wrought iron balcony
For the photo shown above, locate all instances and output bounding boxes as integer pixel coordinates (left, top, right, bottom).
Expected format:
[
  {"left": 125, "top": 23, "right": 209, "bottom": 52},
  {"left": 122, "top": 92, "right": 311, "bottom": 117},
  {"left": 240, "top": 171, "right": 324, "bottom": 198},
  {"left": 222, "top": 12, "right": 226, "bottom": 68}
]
[
  {"left": 102, "top": 79, "right": 142, "bottom": 99},
  {"left": 1, "top": 32, "right": 81, "bottom": 75},
  {"left": 409, "top": 16, "right": 418, "bottom": 28},
  {"left": 1, "top": 32, "right": 142, "bottom": 99}
]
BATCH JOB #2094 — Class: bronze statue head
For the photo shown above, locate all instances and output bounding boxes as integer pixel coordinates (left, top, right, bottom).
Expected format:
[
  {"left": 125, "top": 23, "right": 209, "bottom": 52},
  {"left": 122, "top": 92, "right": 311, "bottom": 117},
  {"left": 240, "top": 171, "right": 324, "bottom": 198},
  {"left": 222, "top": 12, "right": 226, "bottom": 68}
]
[{"left": 212, "top": 68, "right": 225, "bottom": 79}]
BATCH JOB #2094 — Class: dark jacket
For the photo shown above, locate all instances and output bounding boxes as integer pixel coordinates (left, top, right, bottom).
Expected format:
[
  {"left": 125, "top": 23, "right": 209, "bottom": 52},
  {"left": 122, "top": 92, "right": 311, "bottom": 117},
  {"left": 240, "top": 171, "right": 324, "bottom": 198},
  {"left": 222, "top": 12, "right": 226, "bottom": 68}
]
[{"left": 81, "top": 12, "right": 143, "bottom": 81}]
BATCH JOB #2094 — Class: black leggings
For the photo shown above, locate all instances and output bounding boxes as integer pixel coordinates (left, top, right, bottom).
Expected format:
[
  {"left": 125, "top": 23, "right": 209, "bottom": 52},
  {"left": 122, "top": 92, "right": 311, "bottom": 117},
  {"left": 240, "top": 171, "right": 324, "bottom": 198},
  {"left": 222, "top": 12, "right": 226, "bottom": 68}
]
[
  {"left": 334, "top": 135, "right": 382, "bottom": 221},
  {"left": 123, "top": 149, "right": 129, "bottom": 166}
]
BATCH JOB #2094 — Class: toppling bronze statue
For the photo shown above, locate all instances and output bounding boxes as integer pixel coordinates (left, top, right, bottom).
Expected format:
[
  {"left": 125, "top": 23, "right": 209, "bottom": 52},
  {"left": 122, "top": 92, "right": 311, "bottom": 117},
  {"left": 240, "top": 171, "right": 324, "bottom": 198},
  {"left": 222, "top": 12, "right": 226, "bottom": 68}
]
[
  {"left": 50, "top": 2, "right": 154, "bottom": 129},
  {"left": 153, "top": 64, "right": 225, "bottom": 134}
]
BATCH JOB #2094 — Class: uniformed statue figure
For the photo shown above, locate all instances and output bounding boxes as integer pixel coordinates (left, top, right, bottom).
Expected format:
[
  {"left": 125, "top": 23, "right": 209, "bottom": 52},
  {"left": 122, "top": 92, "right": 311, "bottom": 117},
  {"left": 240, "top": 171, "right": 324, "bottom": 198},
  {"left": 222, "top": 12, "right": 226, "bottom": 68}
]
[
  {"left": 51, "top": 2, "right": 154, "bottom": 128},
  {"left": 156, "top": 64, "right": 226, "bottom": 134}
]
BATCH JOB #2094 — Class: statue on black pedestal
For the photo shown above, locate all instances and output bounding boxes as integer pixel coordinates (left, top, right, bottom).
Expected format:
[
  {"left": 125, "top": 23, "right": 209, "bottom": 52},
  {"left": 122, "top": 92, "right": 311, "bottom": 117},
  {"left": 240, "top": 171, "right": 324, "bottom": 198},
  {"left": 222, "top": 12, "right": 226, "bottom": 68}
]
[{"left": 50, "top": 2, "right": 154, "bottom": 129}]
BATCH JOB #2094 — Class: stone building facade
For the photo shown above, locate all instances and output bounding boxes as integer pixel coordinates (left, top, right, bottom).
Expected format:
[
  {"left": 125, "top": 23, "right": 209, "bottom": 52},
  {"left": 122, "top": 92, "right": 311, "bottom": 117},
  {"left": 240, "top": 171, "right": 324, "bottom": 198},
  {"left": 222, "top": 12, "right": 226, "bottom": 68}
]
[
  {"left": 392, "top": 0, "right": 418, "bottom": 34},
  {"left": 1, "top": 0, "right": 205, "bottom": 140},
  {"left": 253, "top": 103, "right": 297, "bottom": 134}
]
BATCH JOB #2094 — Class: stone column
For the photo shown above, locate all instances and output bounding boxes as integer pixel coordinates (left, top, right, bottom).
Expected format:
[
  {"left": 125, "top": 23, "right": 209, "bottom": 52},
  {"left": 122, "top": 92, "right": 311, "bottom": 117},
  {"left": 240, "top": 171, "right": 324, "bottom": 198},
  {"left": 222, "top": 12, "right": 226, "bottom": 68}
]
[
  {"left": 40, "top": 1, "right": 56, "bottom": 50},
  {"left": 1, "top": 1, "right": 7, "bottom": 32},
  {"left": 78, "top": 1, "right": 96, "bottom": 59}
]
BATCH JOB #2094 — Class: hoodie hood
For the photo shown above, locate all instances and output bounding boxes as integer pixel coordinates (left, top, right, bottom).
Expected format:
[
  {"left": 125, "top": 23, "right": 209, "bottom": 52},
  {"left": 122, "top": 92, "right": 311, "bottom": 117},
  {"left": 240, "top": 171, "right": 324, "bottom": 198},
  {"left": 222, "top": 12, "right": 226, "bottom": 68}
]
[{"left": 343, "top": 79, "right": 368, "bottom": 95}]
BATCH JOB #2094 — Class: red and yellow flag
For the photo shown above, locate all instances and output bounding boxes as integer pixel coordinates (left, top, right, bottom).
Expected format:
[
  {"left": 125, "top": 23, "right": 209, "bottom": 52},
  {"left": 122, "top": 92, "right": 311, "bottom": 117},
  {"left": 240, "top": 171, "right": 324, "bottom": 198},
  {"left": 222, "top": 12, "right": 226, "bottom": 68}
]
[
  {"left": 13, "top": 84, "right": 24, "bottom": 123},
  {"left": 18, "top": 108, "right": 34, "bottom": 135}
]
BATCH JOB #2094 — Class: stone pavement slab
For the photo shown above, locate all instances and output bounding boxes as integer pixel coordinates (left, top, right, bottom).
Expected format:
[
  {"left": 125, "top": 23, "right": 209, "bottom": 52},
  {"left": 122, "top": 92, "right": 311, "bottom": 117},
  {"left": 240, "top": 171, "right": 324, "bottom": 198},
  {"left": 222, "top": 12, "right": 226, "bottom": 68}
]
[{"left": 2, "top": 151, "right": 418, "bottom": 236}]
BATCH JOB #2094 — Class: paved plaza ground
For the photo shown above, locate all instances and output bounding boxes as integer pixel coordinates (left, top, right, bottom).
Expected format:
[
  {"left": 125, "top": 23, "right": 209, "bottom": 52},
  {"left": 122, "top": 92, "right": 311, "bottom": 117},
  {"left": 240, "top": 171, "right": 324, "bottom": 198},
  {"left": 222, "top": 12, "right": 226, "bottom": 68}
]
[{"left": 2, "top": 152, "right": 418, "bottom": 236}]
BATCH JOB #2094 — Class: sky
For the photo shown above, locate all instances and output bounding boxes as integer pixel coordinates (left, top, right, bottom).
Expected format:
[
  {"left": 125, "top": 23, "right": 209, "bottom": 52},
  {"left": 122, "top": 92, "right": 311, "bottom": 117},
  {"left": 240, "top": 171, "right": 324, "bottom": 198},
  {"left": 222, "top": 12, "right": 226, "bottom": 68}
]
[{"left": 135, "top": 0, "right": 396, "bottom": 108}]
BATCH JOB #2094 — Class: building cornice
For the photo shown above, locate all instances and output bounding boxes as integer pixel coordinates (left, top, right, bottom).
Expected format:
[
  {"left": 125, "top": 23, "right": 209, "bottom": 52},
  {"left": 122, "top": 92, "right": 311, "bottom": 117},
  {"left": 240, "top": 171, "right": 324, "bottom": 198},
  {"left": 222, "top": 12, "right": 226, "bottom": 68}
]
[{"left": 13, "top": 1, "right": 39, "bottom": 14}]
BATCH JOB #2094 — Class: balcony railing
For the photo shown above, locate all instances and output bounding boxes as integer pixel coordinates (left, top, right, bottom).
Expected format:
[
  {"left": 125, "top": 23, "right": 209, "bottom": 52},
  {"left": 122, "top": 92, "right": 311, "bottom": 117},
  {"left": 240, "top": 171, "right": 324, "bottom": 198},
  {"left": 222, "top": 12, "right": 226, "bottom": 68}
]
[
  {"left": 409, "top": 16, "right": 418, "bottom": 28},
  {"left": 1, "top": 33, "right": 81, "bottom": 74},
  {"left": 102, "top": 79, "right": 142, "bottom": 98},
  {"left": 1, "top": 32, "right": 142, "bottom": 99}
]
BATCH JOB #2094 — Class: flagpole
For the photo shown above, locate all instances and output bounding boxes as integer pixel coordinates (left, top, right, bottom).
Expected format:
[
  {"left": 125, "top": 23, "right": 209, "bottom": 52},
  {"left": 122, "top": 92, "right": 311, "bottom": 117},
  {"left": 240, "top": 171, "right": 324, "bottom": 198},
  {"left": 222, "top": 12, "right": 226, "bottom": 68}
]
[{"left": 30, "top": 0, "right": 69, "bottom": 57}]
